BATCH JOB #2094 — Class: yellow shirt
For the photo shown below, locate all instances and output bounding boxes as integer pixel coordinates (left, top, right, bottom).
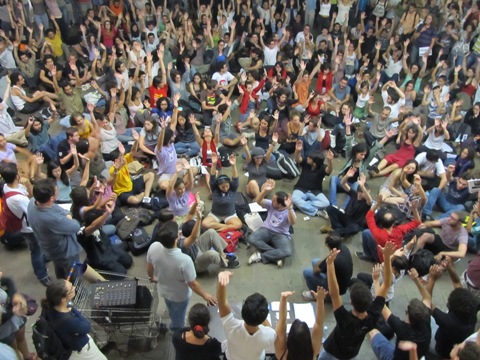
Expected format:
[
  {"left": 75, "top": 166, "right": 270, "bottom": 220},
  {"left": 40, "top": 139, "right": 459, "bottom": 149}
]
[
  {"left": 78, "top": 120, "right": 93, "bottom": 139},
  {"left": 110, "top": 153, "right": 133, "bottom": 194},
  {"left": 46, "top": 32, "right": 63, "bottom": 57}
]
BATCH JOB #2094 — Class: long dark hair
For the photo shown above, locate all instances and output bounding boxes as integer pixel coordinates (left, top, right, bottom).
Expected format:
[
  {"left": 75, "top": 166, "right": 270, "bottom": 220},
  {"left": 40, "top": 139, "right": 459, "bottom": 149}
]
[
  {"left": 286, "top": 319, "right": 314, "bottom": 360},
  {"left": 402, "top": 159, "right": 418, "bottom": 184},
  {"left": 47, "top": 161, "right": 69, "bottom": 186},
  {"left": 70, "top": 186, "right": 90, "bottom": 221}
]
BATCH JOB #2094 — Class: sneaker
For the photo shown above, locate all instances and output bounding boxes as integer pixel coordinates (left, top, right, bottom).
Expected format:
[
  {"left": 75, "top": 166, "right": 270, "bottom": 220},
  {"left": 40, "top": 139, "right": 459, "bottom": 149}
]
[
  {"left": 277, "top": 259, "right": 283, "bottom": 268},
  {"left": 355, "top": 251, "right": 376, "bottom": 263},
  {"left": 248, "top": 251, "right": 262, "bottom": 265},
  {"left": 422, "top": 213, "right": 434, "bottom": 222},
  {"left": 142, "top": 197, "right": 152, "bottom": 204},
  {"left": 316, "top": 210, "right": 329, "bottom": 220},
  {"left": 226, "top": 253, "right": 238, "bottom": 262},
  {"left": 227, "top": 259, "right": 241, "bottom": 269},
  {"left": 39, "top": 276, "right": 52, "bottom": 287},
  {"left": 320, "top": 225, "right": 333, "bottom": 233},
  {"left": 302, "top": 290, "right": 316, "bottom": 301}
]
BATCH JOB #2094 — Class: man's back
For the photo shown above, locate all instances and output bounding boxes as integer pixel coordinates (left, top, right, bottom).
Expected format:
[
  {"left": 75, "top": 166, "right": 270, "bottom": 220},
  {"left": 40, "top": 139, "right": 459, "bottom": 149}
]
[
  {"left": 146, "top": 242, "right": 196, "bottom": 301},
  {"left": 324, "top": 296, "right": 385, "bottom": 359},
  {"left": 27, "top": 199, "right": 82, "bottom": 261},
  {"left": 221, "top": 312, "right": 276, "bottom": 360}
]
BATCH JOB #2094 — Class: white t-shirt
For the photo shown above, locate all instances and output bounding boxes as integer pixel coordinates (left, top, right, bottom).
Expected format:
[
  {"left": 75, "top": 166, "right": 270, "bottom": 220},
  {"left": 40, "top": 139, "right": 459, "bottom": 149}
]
[
  {"left": 221, "top": 312, "right": 276, "bottom": 360},
  {"left": 381, "top": 90, "right": 405, "bottom": 121},
  {"left": 263, "top": 46, "right": 279, "bottom": 67},
  {"left": 212, "top": 71, "right": 235, "bottom": 88},
  {"left": 415, "top": 152, "right": 446, "bottom": 176},
  {"left": 384, "top": 56, "right": 403, "bottom": 78}
]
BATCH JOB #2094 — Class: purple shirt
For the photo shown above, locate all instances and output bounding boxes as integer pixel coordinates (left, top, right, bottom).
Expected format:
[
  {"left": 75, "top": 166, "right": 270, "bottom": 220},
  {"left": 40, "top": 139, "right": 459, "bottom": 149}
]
[
  {"left": 167, "top": 191, "right": 190, "bottom": 216},
  {"left": 154, "top": 144, "right": 177, "bottom": 175},
  {"left": 262, "top": 199, "right": 293, "bottom": 236},
  {"left": 440, "top": 218, "right": 468, "bottom": 250}
]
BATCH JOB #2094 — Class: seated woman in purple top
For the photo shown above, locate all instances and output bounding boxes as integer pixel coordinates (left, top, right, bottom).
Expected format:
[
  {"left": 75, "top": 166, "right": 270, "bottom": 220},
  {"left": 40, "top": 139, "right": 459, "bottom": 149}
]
[
  {"left": 166, "top": 159, "right": 195, "bottom": 219},
  {"left": 155, "top": 118, "right": 178, "bottom": 190},
  {"left": 247, "top": 179, "right": 297, "bottom": 267}
]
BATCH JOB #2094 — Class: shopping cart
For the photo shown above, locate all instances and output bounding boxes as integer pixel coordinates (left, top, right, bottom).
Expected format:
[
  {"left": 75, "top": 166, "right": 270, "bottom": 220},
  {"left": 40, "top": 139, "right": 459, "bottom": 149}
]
[{"left": 73, "top": 270, "right": 161, "bottom": 350}]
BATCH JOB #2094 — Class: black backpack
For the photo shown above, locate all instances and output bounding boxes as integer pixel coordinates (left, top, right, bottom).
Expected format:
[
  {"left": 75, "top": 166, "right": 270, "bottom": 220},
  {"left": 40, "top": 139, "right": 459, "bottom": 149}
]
[
  {"left": 276, "top": 153, "right": 300, "bottom": 179},
  {"left": 409, "top": 249, "right": 437, "bottom": 277},
  {"left": 32, "top": 312, "right": 72, "bottom": 360}
]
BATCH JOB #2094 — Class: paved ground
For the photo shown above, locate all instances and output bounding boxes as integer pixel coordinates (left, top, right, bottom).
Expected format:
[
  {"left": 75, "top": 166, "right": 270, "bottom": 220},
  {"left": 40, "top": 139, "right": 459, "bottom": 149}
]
[{"left": 1, "top": 76, "right": 478, "bottom": 359}]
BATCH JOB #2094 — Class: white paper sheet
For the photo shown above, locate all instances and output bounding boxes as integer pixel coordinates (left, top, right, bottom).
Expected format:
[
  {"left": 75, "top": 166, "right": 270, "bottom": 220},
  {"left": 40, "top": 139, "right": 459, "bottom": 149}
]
[
  {"left": 249, "top": 202, "right": 268, "bottom": 212},
  {"left": 293, "top": 303, "right": 315, "bottom": 328},
  {"left": 270, "top": 301, "right": 290, "bottom": 312}
]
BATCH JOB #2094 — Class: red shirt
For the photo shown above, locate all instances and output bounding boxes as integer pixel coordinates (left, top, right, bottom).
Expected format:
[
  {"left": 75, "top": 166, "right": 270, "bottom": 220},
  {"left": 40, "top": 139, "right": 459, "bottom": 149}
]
[
  {"left": 366, "top": 210, "right": 421, "bottom": 262},
  {"left": 149, "top": 85, "right": 168, "bottom": 108},
  {"left": 239, "top": 79, "right": 265, "bottom": 114}
]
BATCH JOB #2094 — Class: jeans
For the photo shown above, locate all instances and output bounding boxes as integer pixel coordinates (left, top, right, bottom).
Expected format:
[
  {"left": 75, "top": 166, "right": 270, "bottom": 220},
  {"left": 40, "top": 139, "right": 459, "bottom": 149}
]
[
  {"left": 422, "top": 187, "right": 465, "bottom": 218},
  {"left": 326, "top": 205, "right": 363, "bottom": 237},
  {"left": 410, "top": 44, "right": 420, "bottom": 65},
  {"left": 23, "top": 232, "right": 48, "bottom": 282},
  {"left": 38, "top": 132, "right": 66, "bottom": 161},
  {"left": 164, "top": 298, "right": 189, "bottom": 331},
  {"left": 329, "top": 176, "right": 358, "bottom": 207},
  {"left": 303, "top": 258, "right": 328, "bottom": 291},
  {"left": 362, "top": 229, "right": 380, "bottom": 262},
  {"left": 247, "top": 227, "right": 292, "bottom": 263},
  {"left": 319, "top": 348, "right": 357, "bottom": 360},
  {"left": 34, "top": 14, "right": 49, "bottom": 30},
  {"left": 292, "top": 190, "right": 329, "bottom": 217},
  {"left": 379, "top": 71, "right": 399, "bottom": 85},
  {"left": 117, "top": 127, "right": 143, "bottom": 144},
  {"left": 174, "top": 141, "right": 201, "bottom": 158},
  {"left": 371, "top": 332, "right": 395, "bottom": 360}
]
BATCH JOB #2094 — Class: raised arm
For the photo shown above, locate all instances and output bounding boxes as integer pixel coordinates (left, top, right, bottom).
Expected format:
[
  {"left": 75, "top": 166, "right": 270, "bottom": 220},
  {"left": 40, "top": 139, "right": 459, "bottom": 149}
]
[
  {"left": 274, "top": 291, "right": 294, "bottom": 359},
  {"left": 217, "top": 271, "right": 233, "bottom": 317}
]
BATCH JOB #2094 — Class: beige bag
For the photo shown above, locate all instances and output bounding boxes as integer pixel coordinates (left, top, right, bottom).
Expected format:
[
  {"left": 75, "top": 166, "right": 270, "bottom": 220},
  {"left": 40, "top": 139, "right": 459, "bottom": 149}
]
[{"left": 244, "top": 213, "right": 264, "bottom": 232}]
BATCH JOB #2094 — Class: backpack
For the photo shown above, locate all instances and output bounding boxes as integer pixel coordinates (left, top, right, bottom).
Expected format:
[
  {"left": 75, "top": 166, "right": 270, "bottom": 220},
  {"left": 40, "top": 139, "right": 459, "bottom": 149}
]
[
  {"left": 116, "top": 208, "right": 154, "bottom": 241},
  {"left": 235, "top": 192, "right": 250, "bottom": 224},
  {"left": 0, "top": 191, "right": 26, "bottom": 236},
  {"left": 220, "top": 230, "right": 244, "bottom": 253},
  {"left": 32, "top": 312, "right": 72, "bottom": 360},
  {"left": 276, "top": 153, "right": 300, "bottom": 179},
  {"left": 151, "top": 190, "right": 169, "bottom": 213},
  {"left": 218, "top": 146, "right": 233, "bottom": 167},
  {"left": 128, "top": 227, "right": 153, "bottom": 256}
]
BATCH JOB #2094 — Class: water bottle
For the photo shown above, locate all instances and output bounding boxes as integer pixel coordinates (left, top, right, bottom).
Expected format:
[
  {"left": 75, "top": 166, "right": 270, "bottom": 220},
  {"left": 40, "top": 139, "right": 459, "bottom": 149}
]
[{"left": 322, "top": 325, "right": 328, "bottom": 343}]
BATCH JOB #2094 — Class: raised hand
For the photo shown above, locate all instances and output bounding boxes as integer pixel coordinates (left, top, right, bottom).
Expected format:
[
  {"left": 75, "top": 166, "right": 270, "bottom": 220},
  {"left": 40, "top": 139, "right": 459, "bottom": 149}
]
[
  {"left": 408, "top": 267, "right": 419, "bottom": 280},
  {"left": 272, "top": 132, "right": 279, "bottom": 143},
  {"left": 240, "top": 135, "right": 248, "bottom": 146},
  {"left": 372, "top": 263, "right": 382, "bottom": 282},
  {"left": 218, "top": 271, "right": 233, "bottom": 286},
  {"left": 263, "top": 178, "right": 276, "bottom": 192},
  {"left": 211, "top": 152, "right": 218, "bottom": 165},
  {"left": 380, "top": 241, "right": 396, "bottom": 259},
  {"left": 132, "top": 129, "right": 139, "bottom": 141},
  {"left": 326, "top": 248, "right": 340, "bottom": 265},
  {"left": 228, "top": 153, "right": 236, "bottom": 166},
  {"left": 70, "top": 144, "right": 77, "bottom": 156},
  {"left": 295, "top": 140, "right": 303, "bottom": 151},
  {"left": 346, "top": 166, "right": 356, "bottom": 178}
]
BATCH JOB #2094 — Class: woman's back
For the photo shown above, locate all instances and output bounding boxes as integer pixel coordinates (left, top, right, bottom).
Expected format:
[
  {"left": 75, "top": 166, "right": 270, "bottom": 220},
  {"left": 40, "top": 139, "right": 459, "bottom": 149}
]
[{"left": 172, "top": 329, "right": 222, "bottom": 360}]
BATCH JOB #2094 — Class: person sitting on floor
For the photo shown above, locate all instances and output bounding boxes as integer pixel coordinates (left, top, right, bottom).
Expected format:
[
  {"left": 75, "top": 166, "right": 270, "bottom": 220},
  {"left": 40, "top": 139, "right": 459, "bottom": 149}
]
[
  {"left": 292, "top": 140, "right": 333, "bottom": 219},
  {"left": 319, "top": 243, "right": 395, "bottom": 359},
  {"left": 178, "top": 199, "right": 240, "bottom": 272},
  {"left": 247, "top": 179, "right": 296, "bottom": 268},
  {"left": 108, "top": 133, "right": 154, "bottom": 206},
  {"left": 357, "top": 194, "right": 422, "bottom": 263},
  {"left": 302, "top": 231, "right": 353, "bottom": 301},
  {"left": 202, "top": 153, "right": 242, "bottom": 232},
  {"left": 322, "top": 170, "right": 372, "bottom": 236}
]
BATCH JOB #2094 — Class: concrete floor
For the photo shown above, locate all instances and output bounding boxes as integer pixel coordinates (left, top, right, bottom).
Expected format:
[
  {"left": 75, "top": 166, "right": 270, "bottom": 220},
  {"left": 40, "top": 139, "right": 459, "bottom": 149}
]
[
  {"left": 2, "top": 145, "right": 477, "bottom": 359},
  {"left": 1, "top": 76, "right": 478, "bottom": 359}
]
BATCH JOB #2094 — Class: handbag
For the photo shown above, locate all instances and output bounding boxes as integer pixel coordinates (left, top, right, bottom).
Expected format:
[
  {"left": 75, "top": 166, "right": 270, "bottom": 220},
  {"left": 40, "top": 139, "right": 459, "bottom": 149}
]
[{"left": 244, "top": 213, "right": 264, "bottom": 232}]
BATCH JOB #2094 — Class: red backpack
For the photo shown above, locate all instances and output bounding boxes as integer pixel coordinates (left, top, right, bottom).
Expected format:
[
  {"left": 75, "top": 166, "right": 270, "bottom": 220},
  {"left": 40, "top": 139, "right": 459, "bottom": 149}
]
[
  {"left": 0, "top": 191, "right": 25, "bottom": 237},
  {"left": 220, "top": 230, "right": 244, "bottom": 253}
]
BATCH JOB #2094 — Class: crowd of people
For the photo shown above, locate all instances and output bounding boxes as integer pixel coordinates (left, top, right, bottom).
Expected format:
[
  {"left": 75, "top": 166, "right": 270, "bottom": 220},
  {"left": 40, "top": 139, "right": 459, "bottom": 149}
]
[{"left": 1, "top": 0, "right": 480, "bottom": 359}]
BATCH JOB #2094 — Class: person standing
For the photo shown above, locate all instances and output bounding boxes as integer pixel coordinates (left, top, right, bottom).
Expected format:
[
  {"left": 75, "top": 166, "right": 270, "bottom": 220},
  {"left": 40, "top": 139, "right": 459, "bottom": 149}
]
[
  {"left": 0, "top": 163, "right": 50, "bottom": 286},
  {"left": 146, "top": 221, "right": 217, "bottom": 331}
]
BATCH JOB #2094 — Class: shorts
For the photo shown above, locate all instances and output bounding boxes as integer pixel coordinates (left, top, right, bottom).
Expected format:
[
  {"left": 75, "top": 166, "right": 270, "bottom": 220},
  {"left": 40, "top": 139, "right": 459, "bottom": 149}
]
[
  {"left": 19, "top": 101, "right": 41, "bottom": 114},
  {"left": 118, "top": 176, "right": 145, "bottom": 205},
  {"left": 425, "top": 234, "right": 452, "bottom": 255},
  {"left": 207, "top": 212, "right": 239, "bottom": 223},
  {"left": 159, "top": 173, "right": 174, "bottom": 183}
]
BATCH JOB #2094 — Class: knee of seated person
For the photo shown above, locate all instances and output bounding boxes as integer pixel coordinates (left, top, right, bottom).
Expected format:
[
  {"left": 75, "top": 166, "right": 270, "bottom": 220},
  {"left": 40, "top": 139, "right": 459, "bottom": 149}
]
[{"left": 127, "top": 196, "right": 141, "bottom": 205}]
